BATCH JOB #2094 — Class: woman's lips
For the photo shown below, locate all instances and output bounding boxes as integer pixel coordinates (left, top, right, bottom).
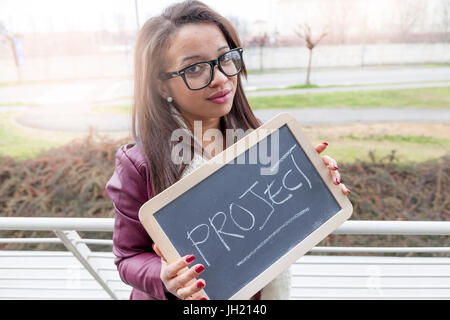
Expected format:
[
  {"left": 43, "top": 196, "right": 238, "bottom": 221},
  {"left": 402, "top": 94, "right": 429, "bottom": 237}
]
[{"left": 207, "top": 90, "right": 231, "bottom": 104}]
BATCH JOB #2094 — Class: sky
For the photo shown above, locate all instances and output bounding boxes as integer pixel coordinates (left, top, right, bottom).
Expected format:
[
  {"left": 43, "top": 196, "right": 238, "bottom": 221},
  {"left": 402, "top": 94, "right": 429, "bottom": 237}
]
[
  {"left": 0, "top": 0, "right": 275, "bottom": 33},
  {"left": 0, "top": 0, "right": 444, "bottom": 35}
]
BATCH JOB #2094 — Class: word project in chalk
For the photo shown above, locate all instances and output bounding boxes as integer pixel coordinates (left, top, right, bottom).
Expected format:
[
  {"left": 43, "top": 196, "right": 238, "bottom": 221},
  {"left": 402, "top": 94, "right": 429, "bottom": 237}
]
[
  {"left": 186, "top": 143, "right": 313, "bottom": 268},
  {"left": 139, "top": 114, "right": 352, "bottom": 300}
]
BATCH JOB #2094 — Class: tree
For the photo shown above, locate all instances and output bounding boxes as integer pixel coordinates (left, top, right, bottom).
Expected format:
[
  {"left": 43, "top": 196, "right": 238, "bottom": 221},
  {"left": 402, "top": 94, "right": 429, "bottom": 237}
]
[
  {"left": 392, "top": 0, "right": 426, "bottom": 41},
  {"left": 255, "top": 32, "right": 269, "bottom": 72},
  {"left": 295, "top": 23, "right": 329, "bottom": 85},
  {"left": 439, "top": 0, "right": 450, "bottom": 42},
  {"left": 322, "top": 0, "right": 356, "bottom": 44}
]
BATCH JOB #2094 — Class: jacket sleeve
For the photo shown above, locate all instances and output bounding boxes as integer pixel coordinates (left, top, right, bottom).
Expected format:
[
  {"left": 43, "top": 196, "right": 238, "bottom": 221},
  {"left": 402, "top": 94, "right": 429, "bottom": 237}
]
[{"left": 105, "top": 145, "right": 169, "bottom": 300}]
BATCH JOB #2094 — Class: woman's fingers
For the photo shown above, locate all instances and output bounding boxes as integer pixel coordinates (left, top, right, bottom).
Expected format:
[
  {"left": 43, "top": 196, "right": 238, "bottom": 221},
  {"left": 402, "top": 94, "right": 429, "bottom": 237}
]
[
  {"left": 315, "top": 142, "right": 328, "bottom": 154},
  {"left": 319, "top": 154, "right": 350, "bottom": 194},
  {"left": 152, "top": 243, "right": 166, "bottom": 261},
  {"left": 168, "top": 263, "right": 205, "bottom": 290},
  {"left": 341, "top": 183, "right": 351, "bottom": 195},
  {"left": 176, "top": 279, "right": 206, "bottom": 300},
  {"left": 330, "top": 167, "right": 341, "bottom": 185},
  {"left": 321, "top": 154, "right": 339, "bottom": 171},
  {"left": 164, "top": 254, "right": 196, "bottom": 280}
]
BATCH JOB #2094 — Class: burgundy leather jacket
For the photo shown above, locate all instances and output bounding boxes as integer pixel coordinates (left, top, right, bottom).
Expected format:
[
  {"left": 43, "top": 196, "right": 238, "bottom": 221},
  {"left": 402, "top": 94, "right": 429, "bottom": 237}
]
[{"left": 105, "top": 142, "right": 261, "bottom": 300}]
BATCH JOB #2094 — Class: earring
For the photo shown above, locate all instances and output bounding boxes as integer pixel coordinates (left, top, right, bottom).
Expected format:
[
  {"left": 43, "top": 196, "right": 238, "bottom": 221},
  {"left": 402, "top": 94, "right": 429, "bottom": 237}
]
[{"left": 167, "top": 97, "right": 173, "bottom": 103}]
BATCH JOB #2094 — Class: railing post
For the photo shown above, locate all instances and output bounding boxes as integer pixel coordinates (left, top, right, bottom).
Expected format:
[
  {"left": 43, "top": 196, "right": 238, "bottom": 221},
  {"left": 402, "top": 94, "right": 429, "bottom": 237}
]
[{"left": 54, "top": 230, "right": 118, "bottom": 300}]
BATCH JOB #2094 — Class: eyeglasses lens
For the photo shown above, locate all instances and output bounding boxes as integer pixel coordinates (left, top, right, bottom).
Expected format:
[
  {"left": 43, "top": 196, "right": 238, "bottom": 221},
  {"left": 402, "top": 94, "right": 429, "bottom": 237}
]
[{"left": 184, "top": 50, "right": 242, "bottom": 89}]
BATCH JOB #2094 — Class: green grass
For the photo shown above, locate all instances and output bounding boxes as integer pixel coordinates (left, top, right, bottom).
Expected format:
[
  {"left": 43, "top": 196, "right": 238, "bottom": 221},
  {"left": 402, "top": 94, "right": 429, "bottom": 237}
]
[
  {"left": 91, "top": 87, "right": 450, "bottom": 115},
  {"left": 248, "top": 87, "right": 450, "bottom": 109},
  {"left": 91, "top": 104, "right": 131, "bottom": 115},
  {"left": 0, "top": 112, "right": 66, "bottom": 160},
  {"left": 344, "top": 134, "right": 450, "bottom": 146},
  {"left": 310, "top": 133, "right": 450, "bottom": 164},
  {"left": 285, "top": 83, "right": 320, "bottom": 89}
]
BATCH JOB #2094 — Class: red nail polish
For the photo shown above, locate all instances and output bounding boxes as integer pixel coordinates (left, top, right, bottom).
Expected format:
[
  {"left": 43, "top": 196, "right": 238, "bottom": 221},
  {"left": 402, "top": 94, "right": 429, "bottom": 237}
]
[
  {"left": 335, "top": 178, "right": 340, "bottom": 184},
  {"left": 186, "top": 255, "right": 195, "bottom": 263},
  {"left": 195, "top": 265, "right": 205, "bottom": 273},
  {"left": 197, "top": 281, "right": 205, "bottom": 288},
  {"left": 322, "top": 142, "right": 328, "bottom": 146},
  {"left": 200, "top": 297, "right": 207, "bottom": 300}
]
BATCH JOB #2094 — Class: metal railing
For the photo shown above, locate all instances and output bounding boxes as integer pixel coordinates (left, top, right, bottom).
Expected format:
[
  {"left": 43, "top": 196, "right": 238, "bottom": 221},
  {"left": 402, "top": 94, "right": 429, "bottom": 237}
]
[{"left": 0, "top": 218, "right": 449, "bottom": 299}]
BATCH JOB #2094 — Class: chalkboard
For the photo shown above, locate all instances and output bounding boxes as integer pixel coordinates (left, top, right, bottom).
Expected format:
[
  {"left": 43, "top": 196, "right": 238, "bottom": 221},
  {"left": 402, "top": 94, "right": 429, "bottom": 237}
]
[{"left": 139, "top": 112, "right": 353, "bottom": 300}]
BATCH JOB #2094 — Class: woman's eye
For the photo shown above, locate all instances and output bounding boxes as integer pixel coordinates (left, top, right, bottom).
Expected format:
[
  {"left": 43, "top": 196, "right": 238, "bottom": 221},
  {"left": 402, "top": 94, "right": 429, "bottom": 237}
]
[
  {"left": 186, "top": 65, "right": 200, "bottom": 74},
  {"left": 222, "top": 54, "right": 232, "bottom": 62},
  {"left": 186, "top": 64, "right": 206, "bottom": 75}
]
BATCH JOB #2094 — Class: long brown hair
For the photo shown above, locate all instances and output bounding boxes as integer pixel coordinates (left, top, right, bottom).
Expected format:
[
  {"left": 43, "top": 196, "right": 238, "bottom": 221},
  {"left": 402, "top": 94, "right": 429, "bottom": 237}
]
[{"left": 132, "top": 0, "right": 261, "bottom": 196}]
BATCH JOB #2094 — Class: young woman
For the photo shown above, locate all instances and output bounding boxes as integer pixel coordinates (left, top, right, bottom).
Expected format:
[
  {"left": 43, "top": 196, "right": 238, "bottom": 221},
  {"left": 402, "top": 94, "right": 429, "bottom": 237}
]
[{"left": 105, "top": 0, "right": 350, "bottom": 300}]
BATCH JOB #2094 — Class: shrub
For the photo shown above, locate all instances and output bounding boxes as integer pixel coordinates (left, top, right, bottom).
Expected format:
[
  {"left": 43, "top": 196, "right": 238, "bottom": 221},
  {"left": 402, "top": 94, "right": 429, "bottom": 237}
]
[{"left": 0, "top": 134, "right": 448, "bottom": 254}]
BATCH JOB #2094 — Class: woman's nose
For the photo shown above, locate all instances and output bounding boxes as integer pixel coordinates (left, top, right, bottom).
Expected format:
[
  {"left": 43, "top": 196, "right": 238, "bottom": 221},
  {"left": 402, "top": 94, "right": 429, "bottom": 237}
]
[{"left": 208, "top": 65, "right": 228, "bottom": 87}]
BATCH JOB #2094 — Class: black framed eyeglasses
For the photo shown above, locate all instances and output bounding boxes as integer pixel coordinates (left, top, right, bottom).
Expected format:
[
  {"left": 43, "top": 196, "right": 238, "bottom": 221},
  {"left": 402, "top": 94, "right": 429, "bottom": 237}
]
[{"left": 159, "top": 47, "right": 244, "bottom": 90}]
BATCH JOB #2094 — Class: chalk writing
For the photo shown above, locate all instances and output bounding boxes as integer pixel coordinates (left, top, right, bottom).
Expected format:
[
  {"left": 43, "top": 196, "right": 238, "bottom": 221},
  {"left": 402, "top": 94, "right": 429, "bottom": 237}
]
[{"left": 185, "top": 144, "right": 314, "bottom": 267}]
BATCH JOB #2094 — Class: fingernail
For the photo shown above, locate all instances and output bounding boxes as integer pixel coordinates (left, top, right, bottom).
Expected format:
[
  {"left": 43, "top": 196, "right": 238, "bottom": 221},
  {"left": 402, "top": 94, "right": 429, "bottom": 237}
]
[
  {"left": 346, "top": 189, "right": 351, "bottom": 194},
  {"left": 200, "top": 297, "right": 208, "bottom": 300},
  {"left": 197, "top": 281, "right": 205, "bottom": 288},
  {"left": 335, "top": 177, "right": 340, "bottom": 184},
  {"left": 152, "top": 243, "right": 155, "bottom": 251},
  {"left": 186, "top": 255, "right": 195, "bottom": 263},
  {"left": 322, "top": 142, "right": 328, "bottom": 146},
  {"left": 195, "top": 265, "right": 205, "bottom": 273}
]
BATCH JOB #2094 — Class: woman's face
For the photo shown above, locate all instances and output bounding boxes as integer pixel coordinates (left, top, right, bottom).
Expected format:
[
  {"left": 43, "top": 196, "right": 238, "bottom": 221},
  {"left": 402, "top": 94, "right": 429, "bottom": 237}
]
[{"left": 160, "top": 23, "right": 238, "bottom": 127}]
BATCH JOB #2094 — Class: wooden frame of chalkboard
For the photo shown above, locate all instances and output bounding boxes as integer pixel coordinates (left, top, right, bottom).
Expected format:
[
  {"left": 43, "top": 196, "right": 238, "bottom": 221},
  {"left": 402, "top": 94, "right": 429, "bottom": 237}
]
[{"left": 139, "top": 112, "right": 353, "bottom": 300}]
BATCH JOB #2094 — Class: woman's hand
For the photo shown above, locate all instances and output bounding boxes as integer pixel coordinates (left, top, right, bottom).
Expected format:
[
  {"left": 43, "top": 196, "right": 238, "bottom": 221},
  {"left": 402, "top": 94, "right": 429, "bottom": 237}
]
[
  {"left": 153, "top": 243, "right": 207, "bottom": 300},
  {"left": 315, "top": 142, "right": 351, "bottom": 195}
]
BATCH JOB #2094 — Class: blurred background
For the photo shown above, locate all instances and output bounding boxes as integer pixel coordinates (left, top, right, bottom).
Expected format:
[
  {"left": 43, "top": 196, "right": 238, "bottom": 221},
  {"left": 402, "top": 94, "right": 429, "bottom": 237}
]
[
  {"left": 0, "top": 0, "right": 449, "bottom": 159},
  {"left": 0, "top": 2, "right": 448, "bottom": 300},
  {"left": 0, "top": 0, "right": 448, "bottom": 232}
]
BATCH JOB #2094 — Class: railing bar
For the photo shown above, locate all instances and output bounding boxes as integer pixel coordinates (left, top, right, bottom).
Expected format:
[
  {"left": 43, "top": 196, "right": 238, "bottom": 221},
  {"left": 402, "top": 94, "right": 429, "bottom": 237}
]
[
  {"left": 0, "top": 217, "right": 114, "bottom": 232},
  {"left": 0, "top": 277, "right": 95, "bottom": 281},
  {"left": 97, "top": 267, "right": 119, "bottom": 271},
  {"left": 0, "top": 218, "right": 448, "bottom": 235},
  {"left": 291, "top": 296, "right": 450, "bottom": 299},
  {"left": 291, "top": 285, "right": 450, "bottom": 289},
  {"left": 0, "top": 286, "right": 107, "bottom": 291},
  {"left": 0, "top": 297, "right": 112, "bottom": 300},
  {"left": 0, "top": 253, "right": 75, "bottom": 257},
  {"left": 0, "top": 266, "right": 85, "bottom": 270},
  {"left": 54, "top": 230, "right": 118, "bottom": 300},
  {"left": 292, "top": 273, "right": 450, "bottom": 278},
  {"left": 75, "top": 239, "right": 113, "bottom": 245},
  {"left": 333, "top": 221, "right": 450, "bottom": 235},
  {"left": 295, "top": 261, "right": 450, "bottom": 265},
  {"left": 88, "top": 254, "right": 116, "bottom": 258},
  {"left": 0, "top": 238, "right": 62, "bottom": 244},
  {"left": 311, "top": 247, "right": 450, "bottom": 253}
]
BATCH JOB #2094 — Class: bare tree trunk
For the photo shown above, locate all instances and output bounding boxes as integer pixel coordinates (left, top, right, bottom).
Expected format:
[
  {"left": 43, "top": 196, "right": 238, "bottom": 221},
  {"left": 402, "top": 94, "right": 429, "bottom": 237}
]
[
  {"left": 306, "top": 48, "right": 313, "bottom": 85},
  {"left": 259, "top": 45, "right": 264, "bottom": 72},
  {"left": 295, "top": 23, "right": 328, "bottom": 86}
]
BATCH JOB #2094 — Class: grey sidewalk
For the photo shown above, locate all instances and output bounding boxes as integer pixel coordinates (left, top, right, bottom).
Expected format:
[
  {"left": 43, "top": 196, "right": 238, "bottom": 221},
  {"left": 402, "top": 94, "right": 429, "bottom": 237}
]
[
  {"left": 246, "top": 81, "right": 450, "bottom": 97},
  {"left": 11, "top": 107, "right": 450, "bottom": 133}
]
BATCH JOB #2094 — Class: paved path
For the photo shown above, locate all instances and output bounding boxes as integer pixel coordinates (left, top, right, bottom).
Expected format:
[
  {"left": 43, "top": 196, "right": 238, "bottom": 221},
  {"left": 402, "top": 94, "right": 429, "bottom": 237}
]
[
  {"left": 11, "top": 107, "right": 450, "bottom": 133},
  {"left": 246, "top": 81, "right": 450, "bottom": 97},
  {"left": 2, "top": 78, "right": 449, "bottom": 133},
  {"left": 1, "top": 66, "right": 449, "bottom": 105}
]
